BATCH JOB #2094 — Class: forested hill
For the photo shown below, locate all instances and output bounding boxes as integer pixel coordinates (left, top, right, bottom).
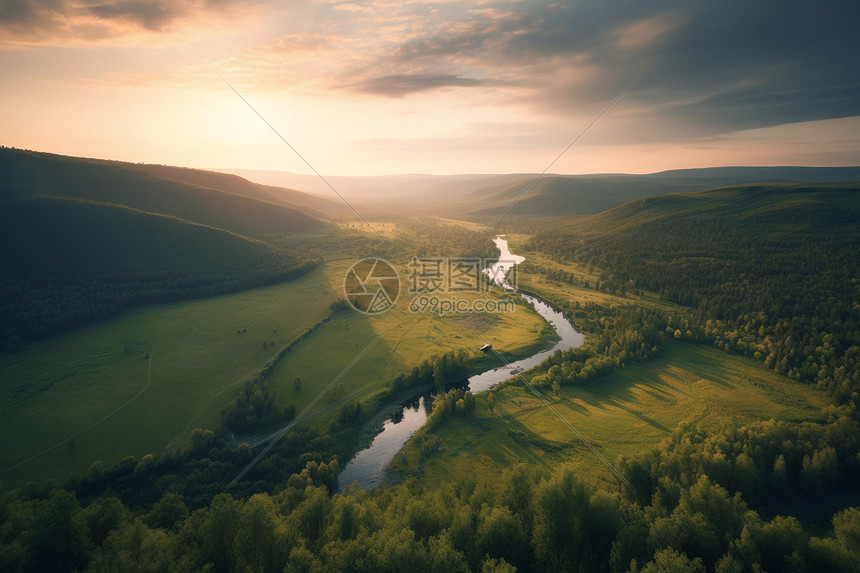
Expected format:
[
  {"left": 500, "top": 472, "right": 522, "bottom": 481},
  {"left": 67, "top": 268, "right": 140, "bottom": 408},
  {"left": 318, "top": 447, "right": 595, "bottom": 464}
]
[
  {"left": 444, "top": 166, "right": 860, "bottom": 218},
  {"left": 0, "top": 148, "right": 325, "bottom": 352},
  {"left": 0, "top": 148, "right": 326, "bottom": 237},
  {"left": 531, "top": 183, "right": 860, "bottom": 403}
]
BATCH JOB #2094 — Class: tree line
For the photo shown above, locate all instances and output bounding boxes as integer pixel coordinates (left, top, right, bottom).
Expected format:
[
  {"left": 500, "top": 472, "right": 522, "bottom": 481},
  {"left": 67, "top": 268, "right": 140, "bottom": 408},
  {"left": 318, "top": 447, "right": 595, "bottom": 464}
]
[
  {"left": 1, "top": 259, "right": 319, "bottom": 354},
  {"left": 222, "top": 309, "right": 340, "bottom": 434},
  {"left": 530, "top": 189, "right": 860, "bottom": 409},
  {"left": 2, "top": 453, "right": 857, "bottom": 572}
]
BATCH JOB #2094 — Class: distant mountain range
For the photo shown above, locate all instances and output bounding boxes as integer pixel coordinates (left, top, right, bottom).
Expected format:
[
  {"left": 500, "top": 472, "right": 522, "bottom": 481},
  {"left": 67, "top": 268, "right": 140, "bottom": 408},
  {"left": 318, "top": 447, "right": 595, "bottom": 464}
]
[{"left": 221, "top": 165, "right": 860, "bottom": 218}]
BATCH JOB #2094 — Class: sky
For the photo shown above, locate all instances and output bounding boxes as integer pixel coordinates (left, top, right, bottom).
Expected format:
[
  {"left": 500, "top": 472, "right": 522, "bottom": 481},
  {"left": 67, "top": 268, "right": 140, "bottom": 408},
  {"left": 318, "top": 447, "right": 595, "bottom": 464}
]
[{"left": 1, "top": 0, "right": 859, "bottom": 176}]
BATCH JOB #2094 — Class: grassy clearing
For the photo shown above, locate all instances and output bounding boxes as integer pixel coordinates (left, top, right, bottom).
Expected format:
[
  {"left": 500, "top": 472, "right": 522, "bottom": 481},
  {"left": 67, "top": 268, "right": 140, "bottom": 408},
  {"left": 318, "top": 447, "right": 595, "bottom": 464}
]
[
  {"left": 262, "top": 255, "right": 554, "bottom": 432},
  {"left": 391, "top": 341, "right": 828, "bottom": 489},
  {"left": 0, "top": 233, "right": 555, "bottom": 488},
  {"left": 0, "top": 269, "right": 335, "bottom": 488}
]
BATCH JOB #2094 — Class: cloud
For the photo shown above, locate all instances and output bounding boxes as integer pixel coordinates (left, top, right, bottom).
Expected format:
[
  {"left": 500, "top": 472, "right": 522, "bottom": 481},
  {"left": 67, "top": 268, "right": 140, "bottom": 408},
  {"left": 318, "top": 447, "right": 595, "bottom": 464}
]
[
  {"left": 623, "top": 0, "right": 860, "bottom": 135},
  {"left": 0, "top": 0, "right": 65, "bottom": 39},
  {"left": 10, "top": 0, "right": 857, "bottom": 153},
  {"left": 85, "top": 1, "right": 180, "bottom": 32},
  {"left": 0, "top": 0, "right": 259, "bottom": 44},
  {"left": 350, "top": 73, "right": 490, "bottom": 97},
  {"left": 156, "top": 0, "right": 857, "bottom": 146},
  {"left": 613, "top": 15, "right": 679, "bottom": 53},
  {"left": 333, "top": 3, "right": 364, "bottom": 12},
  {"left": 0, "top": 0, "right": 59, "bottom": 25},
  {"left": 338, "top": 0, "right": 860, "bottom": 140}
]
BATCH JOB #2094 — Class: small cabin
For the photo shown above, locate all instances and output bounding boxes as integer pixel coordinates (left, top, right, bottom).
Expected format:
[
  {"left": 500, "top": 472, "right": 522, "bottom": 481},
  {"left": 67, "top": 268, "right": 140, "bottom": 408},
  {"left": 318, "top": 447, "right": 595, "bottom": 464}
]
[{"left": 479, "top": 343, "right": 493, "bottom": 353}]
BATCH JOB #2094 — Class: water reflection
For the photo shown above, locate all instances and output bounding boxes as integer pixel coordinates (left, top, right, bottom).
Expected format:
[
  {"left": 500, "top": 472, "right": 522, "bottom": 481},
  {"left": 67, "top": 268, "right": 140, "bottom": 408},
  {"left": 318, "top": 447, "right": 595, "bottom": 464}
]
[
  {"left": 337, "top": 237, "right": 583, "bottom": 490},
  {"left": 337, "top": 396, "right": 430, "bottom": 490}
]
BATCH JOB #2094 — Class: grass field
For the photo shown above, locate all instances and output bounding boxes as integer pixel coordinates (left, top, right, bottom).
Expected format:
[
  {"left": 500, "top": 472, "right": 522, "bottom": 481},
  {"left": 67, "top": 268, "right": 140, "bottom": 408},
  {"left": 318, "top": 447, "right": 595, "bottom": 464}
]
[
  {"left": 391, "top": 340, "right": 828, "bottom": 491},
  {"left": 0, "top": 232, "right": 554, "bottom": 489},
  {"left": 0, "top": 269, "right": 335, "bottom": 488},
  {"left": 391, "top": 251, "right": 829, "bottom": 487},
  {"left": 256, "top": 252, "right": 556, "bottom": 436}
]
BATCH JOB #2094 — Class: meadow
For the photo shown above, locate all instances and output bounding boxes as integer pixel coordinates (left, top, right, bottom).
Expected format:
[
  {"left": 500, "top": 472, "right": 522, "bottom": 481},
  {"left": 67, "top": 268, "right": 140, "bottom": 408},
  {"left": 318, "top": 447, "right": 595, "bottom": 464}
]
[
  {"left": 390, "top": 236, "right": 833, "bottom": 487},
  {"left": 250, "top": 252, "right": 555, "bottom": 438},
  {"left": 0, "top": 234, "right": 553, "bottom": 488},
  {"left": 391, "top": 340, "right": 828, "bottom": 489},
  {"left": 0, "top": 269, "right": 334, "bottom": 488}
]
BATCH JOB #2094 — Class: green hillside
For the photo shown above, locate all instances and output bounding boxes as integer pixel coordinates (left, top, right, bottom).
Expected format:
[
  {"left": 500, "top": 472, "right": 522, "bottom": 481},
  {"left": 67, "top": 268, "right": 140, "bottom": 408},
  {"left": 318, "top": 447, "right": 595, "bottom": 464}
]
[
  {"left": 438, "top": 167, "right": 860, "bottom": 217},
  {"left": 0, "top": 197, "right": 284, "bottom": 274},
  {"left": 0, "top": 148, "right": 326, "bottom": 237},
  {"left": 457, "top": 175, "right": 655, "bottom": 217},
  {"left": 0, "top": 148, "right": 329, "bottom": 350},
  {"left": 131, "top": 164, "right": 349, "bottom": 219},
  {"left": 0, "top": 196, "right": 317, "bottom": 350},
  {"left": 256, "top": 183, "right": 354, "bottom": 219},
  {"left": 579, "top": 181, "right": 860, "bottom": 232},
  {"left": 129, "top": 163, "right": 291, "bottom": 205},
  {"left": 532, "top": 183, "right": 860, "bottom": 400}
]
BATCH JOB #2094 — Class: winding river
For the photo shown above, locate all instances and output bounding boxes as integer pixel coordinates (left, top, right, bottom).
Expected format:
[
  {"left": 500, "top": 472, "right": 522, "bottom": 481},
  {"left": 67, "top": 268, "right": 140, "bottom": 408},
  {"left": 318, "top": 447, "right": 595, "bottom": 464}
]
[{"left": 337, "top": 237, "right": 584, "bottom": 490}]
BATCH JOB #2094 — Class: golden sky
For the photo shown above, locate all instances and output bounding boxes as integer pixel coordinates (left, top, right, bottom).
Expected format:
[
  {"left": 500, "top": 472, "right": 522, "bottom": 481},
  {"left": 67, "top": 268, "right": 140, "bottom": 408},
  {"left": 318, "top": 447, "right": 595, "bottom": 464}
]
[{"left": 2, "top": 0, "right": 859, "bottom": 175}]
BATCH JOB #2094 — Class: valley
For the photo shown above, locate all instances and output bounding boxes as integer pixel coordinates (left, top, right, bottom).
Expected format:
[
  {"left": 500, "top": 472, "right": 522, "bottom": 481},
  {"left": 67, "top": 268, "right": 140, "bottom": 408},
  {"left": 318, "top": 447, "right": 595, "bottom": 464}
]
[
  {"left": 393, "top": 340, "right": 829, "bottom": 489},
  {"left": 0, "top": 224, "right": 551, "bottom": 488},
  {"left": 5, "top": 3, "right": 860, "bottom": 569},
  {"left": 0, "top": 150, "right": 858, "bottom": 572}
]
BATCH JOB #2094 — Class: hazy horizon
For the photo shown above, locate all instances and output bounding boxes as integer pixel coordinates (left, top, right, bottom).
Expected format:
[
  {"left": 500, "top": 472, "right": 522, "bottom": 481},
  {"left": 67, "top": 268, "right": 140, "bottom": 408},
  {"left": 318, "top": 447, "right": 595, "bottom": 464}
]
[{"left": 218, "top": 163, "right": 860, "bottom": 180}]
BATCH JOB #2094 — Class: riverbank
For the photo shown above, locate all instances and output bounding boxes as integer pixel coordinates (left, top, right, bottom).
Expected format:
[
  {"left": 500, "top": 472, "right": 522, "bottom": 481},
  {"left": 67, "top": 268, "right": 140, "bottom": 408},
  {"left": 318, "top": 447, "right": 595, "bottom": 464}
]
[{"left": 338, "top": 237, "right": 585, "bottom": 490}]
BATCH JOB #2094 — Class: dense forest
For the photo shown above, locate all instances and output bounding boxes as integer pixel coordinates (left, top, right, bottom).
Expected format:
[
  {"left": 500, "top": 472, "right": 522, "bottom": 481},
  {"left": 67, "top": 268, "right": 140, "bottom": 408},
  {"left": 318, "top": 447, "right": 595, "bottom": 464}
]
[
  {"left": 531, "top": 184, "right": 860, "bottom": 406},
  {"left": 2, "top": 182, "right": 859, "bottom": 571},
  {"left": 1, "top": 431, "right": 857, "bottom": 572}
]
